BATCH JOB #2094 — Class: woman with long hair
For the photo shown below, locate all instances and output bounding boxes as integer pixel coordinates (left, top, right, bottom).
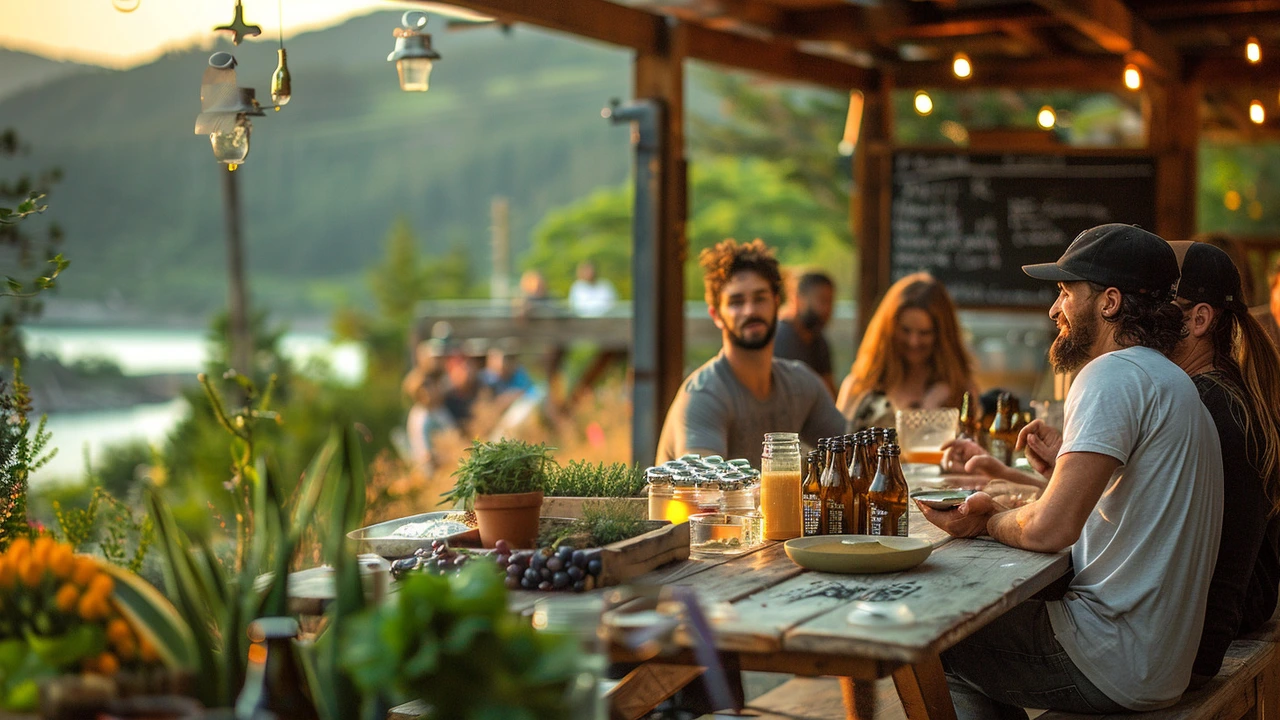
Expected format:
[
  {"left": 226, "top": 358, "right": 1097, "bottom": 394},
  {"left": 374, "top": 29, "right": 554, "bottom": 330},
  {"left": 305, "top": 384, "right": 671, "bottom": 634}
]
[
  {"left": 1168, "top": 241, "right": 1280, "bottom": 685},
  {"left": 837, "top": 272, "right": 977, "bottom": 429}
]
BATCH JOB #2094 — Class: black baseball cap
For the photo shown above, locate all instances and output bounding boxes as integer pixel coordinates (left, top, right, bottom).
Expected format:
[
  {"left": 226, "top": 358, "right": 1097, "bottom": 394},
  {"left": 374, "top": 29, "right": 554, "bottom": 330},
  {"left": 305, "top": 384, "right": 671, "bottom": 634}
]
[
  {"left": 1168, "top": 240, "right": 1244, "bottom": 308},
  {"left": 1022, "top": 224, "right": 1180, "bottom": 301}
]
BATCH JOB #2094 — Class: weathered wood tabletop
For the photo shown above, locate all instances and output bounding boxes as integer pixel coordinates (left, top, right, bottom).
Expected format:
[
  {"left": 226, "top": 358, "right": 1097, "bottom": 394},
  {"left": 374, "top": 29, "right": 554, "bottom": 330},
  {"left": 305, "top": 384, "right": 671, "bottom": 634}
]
[{"left": 296, "top": 504, "right": 1070, "bottom": 720}]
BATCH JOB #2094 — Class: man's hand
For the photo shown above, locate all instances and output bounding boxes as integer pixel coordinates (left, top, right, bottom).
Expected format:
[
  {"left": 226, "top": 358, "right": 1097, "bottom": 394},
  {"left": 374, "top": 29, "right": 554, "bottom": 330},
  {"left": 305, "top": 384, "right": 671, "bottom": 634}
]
[
  {"left": 1017, "top": 420, "right": 1062, "bottom": 478},
  {"left": 940, "top": 438, "right": 986, "bottom": 474},
  {"left": 915, "top": 491, "right": 1004, "bottom": 538}
]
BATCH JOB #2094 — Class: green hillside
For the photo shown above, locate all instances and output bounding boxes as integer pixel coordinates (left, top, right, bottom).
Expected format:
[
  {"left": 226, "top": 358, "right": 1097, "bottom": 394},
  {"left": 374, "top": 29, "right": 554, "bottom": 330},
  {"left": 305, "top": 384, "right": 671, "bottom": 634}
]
[{"left": 0, "top": 12, "right": 637, "bottom": 318}]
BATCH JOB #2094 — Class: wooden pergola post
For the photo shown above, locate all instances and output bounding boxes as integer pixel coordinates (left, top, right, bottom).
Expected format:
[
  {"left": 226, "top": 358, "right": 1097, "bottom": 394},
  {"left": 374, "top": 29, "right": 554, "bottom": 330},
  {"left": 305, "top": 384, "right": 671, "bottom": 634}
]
[
  {"left": 632, "top": 22, "right": 688, "bottom": 465},
  {"left": 855, "top": 77, "right": 894, "bottom": 339},
  {"left": 1149, "top": 79, "right": 1201, "bottom": 242}
]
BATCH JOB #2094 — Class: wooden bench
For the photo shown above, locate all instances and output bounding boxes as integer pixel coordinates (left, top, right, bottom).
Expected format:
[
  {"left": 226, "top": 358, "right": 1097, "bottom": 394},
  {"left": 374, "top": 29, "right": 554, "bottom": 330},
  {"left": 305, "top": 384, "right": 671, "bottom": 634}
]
[
  {"left": 1038, "top": 639, "right": 1279, "bottom": 720},
  {"left": 698, "top": 639, "right": 1279, "bottom": 720}
]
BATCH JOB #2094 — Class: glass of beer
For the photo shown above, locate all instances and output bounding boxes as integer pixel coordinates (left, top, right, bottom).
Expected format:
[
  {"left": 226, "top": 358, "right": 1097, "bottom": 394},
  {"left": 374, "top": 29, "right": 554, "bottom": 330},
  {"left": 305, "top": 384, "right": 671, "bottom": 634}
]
[{"left": 895, "top": 408, "right": 958, "bottom": 466}]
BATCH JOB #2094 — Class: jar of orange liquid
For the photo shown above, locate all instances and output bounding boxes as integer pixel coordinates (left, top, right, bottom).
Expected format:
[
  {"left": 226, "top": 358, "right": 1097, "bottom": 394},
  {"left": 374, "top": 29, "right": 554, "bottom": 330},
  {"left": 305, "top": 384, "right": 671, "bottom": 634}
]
[{"left": 760, "top": 432, "right": 803, "bottom": 540}]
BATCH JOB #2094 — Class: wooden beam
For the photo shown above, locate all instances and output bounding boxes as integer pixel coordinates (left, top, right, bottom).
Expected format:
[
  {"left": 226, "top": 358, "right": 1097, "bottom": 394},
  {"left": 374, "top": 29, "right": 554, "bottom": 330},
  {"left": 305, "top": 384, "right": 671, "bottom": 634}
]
[
  {"left": 1029, "top": 0, "right": 1180, "bottom": 77},
  {"left": 891, "top": 56, "right": 1128, "bottom": 90},
  {"left": 1148, "top": 80, "right": 1200, "bottom": 242},
  {"left": 684, "top": 23, "right": 879, "bottom": 90},
  {"left": 407, "top": 0, "right": 664, "bottom": 50},
  {"left": 1143, "top": 0, "right": 1280, "bottom": 21},
  {"left": 855, "top": 83, "right": 893, "bottom": 341},
  {"left": 1190, "top": 54, "right": 1280, "bottom": 85}
]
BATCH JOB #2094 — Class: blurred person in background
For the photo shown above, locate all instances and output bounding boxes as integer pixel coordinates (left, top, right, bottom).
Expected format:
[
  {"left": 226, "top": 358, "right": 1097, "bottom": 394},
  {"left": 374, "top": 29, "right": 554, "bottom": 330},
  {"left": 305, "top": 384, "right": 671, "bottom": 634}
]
[
  {"left": 1168, "top": 240, "right": 1280, "bottom": 686},
  {"left": 1252, "top": 256, "right": 1280, "bottom": 346},
  {"left": 774, "top": 270, "right": 836, "bottom": 396},
  {"left": 568, "top": 260, "right": 617, "bottom": 317},
  {"left": 403, "top": 342, "right": 456, "bottom": 474},
  {"left": 837, "top": 272, "right": 977, "bottom": 430}
]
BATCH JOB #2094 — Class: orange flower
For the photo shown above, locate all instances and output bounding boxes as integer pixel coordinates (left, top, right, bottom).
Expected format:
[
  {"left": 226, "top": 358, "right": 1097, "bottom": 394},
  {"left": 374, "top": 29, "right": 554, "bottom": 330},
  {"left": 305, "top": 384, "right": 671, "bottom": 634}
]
[
  {"left": 77, "top": 592, "right": 108, "bottom": 621},
  {"left": 0, "top": 557, "right": 13, "bottom": 589},
  {"left": 7, "top": 537, "right": 31, "bottom": 562},
  {"left": 17, "top": 556, "right": 42, "bottom": 588},
  {"left": 113, "top": 634, "right": 136, "bottom": 660},
  {"left": 55, "top": 583, "right": 80, "bottom": 613},
  {"left": 71, "top": 556, "right": 98, "bottom": 587},
  {"left": 48, "top": 544, "right": 74, "bottom": 579},
  {"left": 88, "top": 573, "right": 114, "bottom": 599},
  {"left": 32, "top": 536, "right": 55, "bottom": 566},
  {"left": 106, "top": 618, "right": 131, "bottom": 644},
  {"left": 95, "top": 652, "right": 119, "bottom": 676},
  {"left": 138, "top": 638, "right": 159, "bottom": 663}
]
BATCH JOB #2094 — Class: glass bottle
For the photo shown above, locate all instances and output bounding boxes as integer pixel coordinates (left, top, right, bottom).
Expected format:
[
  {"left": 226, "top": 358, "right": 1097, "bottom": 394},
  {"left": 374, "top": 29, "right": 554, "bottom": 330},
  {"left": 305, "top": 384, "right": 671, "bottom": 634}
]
[
  {"left": 801, "top": 449, "right": 822, "bottom": 536},
  {"left": 864, "top": 427, "right": 882, "bottom": 466},
  {"left": 848, "top": 431, "right": 872, "bottom": 534},
  {"left": 534, "top": 596, "right": 607, "bottom": 720},
  {"left": 235, "top": 617, "right": 319, "bottom": 720},
  {"left": 819, "top": 437, "right": 854, "bottom": 535},
  {"left": 989, "top": 393, "right": 1016, "bottom": 465},
  {"left": 760, "top": 432, "right": 803, "bottom": 540},
  {"left": 867, "top": 442, "right": 909, "bottom": 537},
  {"left": 958, "top": 391, "right": 980, "bottom": 442}
]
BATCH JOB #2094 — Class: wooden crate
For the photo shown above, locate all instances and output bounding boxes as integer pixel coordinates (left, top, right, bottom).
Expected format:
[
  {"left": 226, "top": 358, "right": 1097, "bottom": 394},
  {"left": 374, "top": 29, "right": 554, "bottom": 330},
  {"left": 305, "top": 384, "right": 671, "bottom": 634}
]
[{"left": 597, "top": 520, "right": 690, "bottom": 587}]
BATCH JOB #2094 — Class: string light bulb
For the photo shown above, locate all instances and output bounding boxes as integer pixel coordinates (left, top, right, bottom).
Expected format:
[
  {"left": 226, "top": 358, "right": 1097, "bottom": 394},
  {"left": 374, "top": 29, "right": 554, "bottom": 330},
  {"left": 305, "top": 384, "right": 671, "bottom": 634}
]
[
  {"left": 1123, "top": 64, "right": 1142, "bottom": 91},
  {"left": 1247, "top": 37, "right": 1262, "bottom": 64},
  {"left": 1037, "top": 105, "right": 1056, "bottom": 129},
  {"left": 952, "top": 52, "right": 972, "bottom": 80},
  {"left": 1251, "top": 99, "right": 1266, "bottom": 124},
  {"left": 914, "top": 90, "right": 933, "bottom": 116}
]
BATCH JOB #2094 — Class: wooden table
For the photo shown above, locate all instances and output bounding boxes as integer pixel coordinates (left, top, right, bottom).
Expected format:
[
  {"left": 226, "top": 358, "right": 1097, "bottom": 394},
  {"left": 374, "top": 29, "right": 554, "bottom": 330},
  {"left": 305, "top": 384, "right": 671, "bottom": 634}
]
[
  {"left": 294, "top": 505, "right": 1069, "bottom": 720},
  {"left": 510, "top": 506, "right": 1071, "bottom": 720}
]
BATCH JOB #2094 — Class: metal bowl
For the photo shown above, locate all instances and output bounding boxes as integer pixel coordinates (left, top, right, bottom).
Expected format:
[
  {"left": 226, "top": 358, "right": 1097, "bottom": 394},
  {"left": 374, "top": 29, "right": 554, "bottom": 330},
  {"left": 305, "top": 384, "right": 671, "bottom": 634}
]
[{"left": 347, "top": 511, "right": 480, "bottom": 558}]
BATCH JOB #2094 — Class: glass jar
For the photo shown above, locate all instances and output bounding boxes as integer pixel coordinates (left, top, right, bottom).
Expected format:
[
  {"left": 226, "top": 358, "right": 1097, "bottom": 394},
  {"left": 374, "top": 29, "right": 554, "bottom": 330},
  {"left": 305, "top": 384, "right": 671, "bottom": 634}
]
[
  {"left": 667, "top": 474, "right": 701, "bottom": 524},
  {"left": 760, "top": 432, "right": 803, "bottom": 540},
  {"left": 646, "top": 467, "right": 675, "bottom": 521},
  {"left": 533, "top": 596, "right": 607, "bottom": 720}
]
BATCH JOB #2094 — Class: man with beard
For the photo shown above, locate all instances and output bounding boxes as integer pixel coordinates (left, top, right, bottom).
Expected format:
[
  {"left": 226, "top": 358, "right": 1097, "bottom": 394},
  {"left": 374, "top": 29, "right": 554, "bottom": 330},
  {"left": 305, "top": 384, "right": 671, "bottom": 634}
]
[
  {"left": 655, "top": 239, "right": 845, "bottom": 466},
  {"left": 774, "top": 270, "right": 836, "bottom": 396},
  {"left": 918, "top": 224, "right": 1223, "bottom": 717}
]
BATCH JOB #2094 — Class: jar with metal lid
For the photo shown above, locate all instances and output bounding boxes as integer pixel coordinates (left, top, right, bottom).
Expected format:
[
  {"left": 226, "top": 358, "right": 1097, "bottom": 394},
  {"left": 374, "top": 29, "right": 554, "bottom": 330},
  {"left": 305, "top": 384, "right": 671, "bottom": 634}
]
[
  {"left": 716, "top": 476, "right": 757, "bottom": 513},
  {"left": 665, "top": 473, "right": 702, "bottom": 524},
  {"left": 645, "top": 467, "right": 675, "bottom": 521}
]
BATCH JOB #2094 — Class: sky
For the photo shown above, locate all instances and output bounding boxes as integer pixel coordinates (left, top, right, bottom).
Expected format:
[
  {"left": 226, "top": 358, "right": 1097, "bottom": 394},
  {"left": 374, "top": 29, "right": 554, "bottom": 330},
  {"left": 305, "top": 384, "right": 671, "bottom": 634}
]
[{"left": 1, "top": 0, "right": 402, "bottom": 69}]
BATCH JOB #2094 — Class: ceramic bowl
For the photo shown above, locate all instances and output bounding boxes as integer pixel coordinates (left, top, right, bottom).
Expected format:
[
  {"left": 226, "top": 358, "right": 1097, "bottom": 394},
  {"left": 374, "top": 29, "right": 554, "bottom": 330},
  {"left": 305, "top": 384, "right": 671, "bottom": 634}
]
[{"left": 783, "top": 534, "right": 932, "bottom": 574}]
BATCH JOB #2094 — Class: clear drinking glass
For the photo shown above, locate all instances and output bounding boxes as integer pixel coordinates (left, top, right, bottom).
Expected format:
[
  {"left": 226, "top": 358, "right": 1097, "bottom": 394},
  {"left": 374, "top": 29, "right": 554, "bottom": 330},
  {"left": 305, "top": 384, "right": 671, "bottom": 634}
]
[{"left": 895, "top": 408, "right": 959, "bottom": 466}]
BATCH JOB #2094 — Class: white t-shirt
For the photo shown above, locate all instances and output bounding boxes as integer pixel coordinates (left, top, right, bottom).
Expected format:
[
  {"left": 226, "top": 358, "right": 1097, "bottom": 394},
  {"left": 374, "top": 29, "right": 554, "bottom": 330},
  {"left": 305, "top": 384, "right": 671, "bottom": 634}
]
[
  {"left": 569, "top": 279, "right": 617, "bottom": 316},
  {"left": 1046, "top": 346, "right": 1223, "bottom": 710}
]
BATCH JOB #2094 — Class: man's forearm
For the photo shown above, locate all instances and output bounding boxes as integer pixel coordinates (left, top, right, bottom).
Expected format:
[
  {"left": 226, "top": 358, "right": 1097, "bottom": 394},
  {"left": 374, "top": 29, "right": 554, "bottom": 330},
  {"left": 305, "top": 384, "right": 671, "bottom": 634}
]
[{"left": 986, "top": 504, "right": 1066, "bottom": 553}]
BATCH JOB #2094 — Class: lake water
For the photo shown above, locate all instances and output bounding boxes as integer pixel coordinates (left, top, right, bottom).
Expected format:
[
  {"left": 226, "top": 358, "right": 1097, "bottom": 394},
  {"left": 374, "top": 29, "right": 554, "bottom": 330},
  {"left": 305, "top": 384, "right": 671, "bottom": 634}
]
[{"left": 23, "top": 326, "right": 366, "bottom": 486}]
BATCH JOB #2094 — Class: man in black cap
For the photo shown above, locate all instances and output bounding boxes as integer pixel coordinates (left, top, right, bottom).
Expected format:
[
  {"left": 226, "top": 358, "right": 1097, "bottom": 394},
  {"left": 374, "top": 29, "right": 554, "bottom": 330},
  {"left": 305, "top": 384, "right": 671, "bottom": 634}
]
[
  {"left": 1168, "top": 240, "right": 1280, "bottom": 686},
  {"left": 919, "top": 224, "right": 1224, "bottom": 717}
]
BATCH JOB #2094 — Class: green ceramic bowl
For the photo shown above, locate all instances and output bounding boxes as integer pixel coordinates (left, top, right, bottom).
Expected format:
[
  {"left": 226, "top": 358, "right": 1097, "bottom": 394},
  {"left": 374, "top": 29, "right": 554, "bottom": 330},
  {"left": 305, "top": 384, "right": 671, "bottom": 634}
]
[{"left": 783, "top": 534, "right": 932, "bottom": 574}]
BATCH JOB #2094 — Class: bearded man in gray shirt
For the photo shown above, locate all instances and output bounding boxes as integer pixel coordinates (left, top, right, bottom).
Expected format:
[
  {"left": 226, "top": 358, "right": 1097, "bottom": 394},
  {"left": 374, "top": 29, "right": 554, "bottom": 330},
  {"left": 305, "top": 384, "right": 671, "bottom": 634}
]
[{"left": 656, "top": 239, "right": 846, "bottom": 468}]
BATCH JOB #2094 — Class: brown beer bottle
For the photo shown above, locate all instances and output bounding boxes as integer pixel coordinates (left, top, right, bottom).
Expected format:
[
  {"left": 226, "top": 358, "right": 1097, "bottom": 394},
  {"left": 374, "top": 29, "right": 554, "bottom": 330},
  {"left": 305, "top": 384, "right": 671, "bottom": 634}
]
[
  {"left": 848, "top": 431, "right": 872, "bottom": 534},
  {"left": 801, "top": 449, "right": 822, "bottom": 537},
  {"left": 958, "top": 391, "right": 980, "bottom": 442},
  {"left": 818, "top": 437, "right": 843, "bottom": 534},
  {"left": 868, "top": 442, "right": 909, "bottom": 537},
  {"left": 988, "top": 392, "right": 1015, "bottom": 465}
]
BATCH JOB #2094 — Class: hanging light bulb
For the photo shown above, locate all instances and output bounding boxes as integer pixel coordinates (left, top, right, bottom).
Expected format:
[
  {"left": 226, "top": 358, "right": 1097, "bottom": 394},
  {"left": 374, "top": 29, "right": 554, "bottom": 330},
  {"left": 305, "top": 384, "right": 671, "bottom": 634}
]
[
  {"left": 1247, "top": 36, "right": 1262, "bottom": 64},
  {"left": 914, "top": 90, "right": 933, "bottom": 116},
  {"left": 112, "top": 0, "right": 141, "bottom": 12},
  {"left": 270, "top": 0, "right": 291, "bottom": 108},
  {"left": 388, "top": 11, "right": 441, "bottom": 92},
  {"left": 1123, "top": 64, "right": 1142, "bottom": 91},
  {"left": 952, "top": 52, "right": 972, "bottom": 80},
  {"left": 1037, "top": 105, "right": 1056, "bottom": 129},
  {"left": 1251, "top": 99, "right": 1266, "bottom": 124},
  {"left": 271, "top": 49, "right": 291, "bottom": 107}
]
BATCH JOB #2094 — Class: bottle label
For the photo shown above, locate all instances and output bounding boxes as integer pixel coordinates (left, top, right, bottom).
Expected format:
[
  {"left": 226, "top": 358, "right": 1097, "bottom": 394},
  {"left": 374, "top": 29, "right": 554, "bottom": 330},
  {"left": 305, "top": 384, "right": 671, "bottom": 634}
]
[
  {"left": 989, "top": 438, "right": 1010, "bottom": 465},
  {"left": 869, "top": 506, "right": 908, "bottom": 537},
  {"left": 802, "top": 498, "right": 821, "bottom": 536},
  {"left": 824, "top": 502, "right": 845, "bottom": 535}
]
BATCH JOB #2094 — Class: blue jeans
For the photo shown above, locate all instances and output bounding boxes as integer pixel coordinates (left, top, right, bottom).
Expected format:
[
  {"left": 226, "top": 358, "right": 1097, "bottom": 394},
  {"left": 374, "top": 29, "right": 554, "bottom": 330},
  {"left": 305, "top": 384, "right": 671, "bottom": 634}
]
[{"left": 941, "top": 600, "right": 1126, "bottom": 719}]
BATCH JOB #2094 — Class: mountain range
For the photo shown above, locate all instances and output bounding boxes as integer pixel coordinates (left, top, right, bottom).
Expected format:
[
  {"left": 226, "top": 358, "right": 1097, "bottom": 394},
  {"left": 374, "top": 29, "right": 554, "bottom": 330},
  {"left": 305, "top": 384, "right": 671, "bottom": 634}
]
[{"left": 0, "top": 11, "right": 661, "bottom": 320}]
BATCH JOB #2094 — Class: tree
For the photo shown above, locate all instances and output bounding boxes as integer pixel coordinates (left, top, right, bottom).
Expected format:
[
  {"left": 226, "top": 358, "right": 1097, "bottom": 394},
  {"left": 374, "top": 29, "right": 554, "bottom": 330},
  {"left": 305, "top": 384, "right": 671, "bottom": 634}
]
[{"left": 1, "top": 129, "right": 66, "bottom": 363}]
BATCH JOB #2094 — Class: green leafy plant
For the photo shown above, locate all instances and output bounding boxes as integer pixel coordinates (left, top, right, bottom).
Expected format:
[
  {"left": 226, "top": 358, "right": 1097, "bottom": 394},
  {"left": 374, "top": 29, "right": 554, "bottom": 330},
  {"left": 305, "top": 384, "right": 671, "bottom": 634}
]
[
  {"left": 0, "top": 360, "right": 55, "bottom": 549},
  {"left": 443, "top": 439, "right": 555, "bottom": 510},
  {"left": 340, "top": 562, "right": 580, "bottom": 720},
  {"left": 540, "top": 500, "right": 652, "bottom": 548},
  {"left": 545, "top": 460, "right": 645, "bottom": 498}
]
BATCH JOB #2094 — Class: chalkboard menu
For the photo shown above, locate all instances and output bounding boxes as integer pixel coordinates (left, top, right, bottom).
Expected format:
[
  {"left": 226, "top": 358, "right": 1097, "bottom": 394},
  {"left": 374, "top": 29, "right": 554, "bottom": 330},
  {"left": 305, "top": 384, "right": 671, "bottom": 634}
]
[{"left": 889, "top": 152, "right": 1156, "bottom": 307}]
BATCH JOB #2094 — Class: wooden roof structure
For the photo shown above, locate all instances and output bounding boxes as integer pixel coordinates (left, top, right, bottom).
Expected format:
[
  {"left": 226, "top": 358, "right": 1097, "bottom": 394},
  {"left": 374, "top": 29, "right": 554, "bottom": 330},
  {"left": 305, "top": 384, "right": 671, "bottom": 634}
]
[{"left": 406, "top": 0, "right": 1279, "bottom": 463}]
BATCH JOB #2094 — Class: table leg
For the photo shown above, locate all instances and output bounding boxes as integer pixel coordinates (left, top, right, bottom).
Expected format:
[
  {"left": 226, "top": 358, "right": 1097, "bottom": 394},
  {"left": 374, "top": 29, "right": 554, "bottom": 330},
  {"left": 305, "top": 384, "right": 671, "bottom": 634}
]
[
  {"left": 838, "top": 677, "right": 878, "bottom": 720},
  {"left": 892, "top": 653, "right": 957, "bottom": 720}
]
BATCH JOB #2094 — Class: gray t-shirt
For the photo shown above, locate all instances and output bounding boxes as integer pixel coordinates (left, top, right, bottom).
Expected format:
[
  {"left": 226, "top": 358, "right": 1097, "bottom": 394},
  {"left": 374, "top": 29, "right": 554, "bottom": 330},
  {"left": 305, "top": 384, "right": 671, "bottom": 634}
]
[
  {"left": 655, "top": 353, "right": 846, "bottom": 468},
  {"left": 1045, "top": 346, "right": 1223, "bottom": 711}
]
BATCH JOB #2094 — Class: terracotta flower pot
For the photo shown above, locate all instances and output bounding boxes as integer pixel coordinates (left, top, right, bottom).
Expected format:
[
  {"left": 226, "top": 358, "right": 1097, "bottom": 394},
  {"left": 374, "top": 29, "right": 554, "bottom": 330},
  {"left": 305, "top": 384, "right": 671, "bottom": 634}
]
[{"left": 474, "top": 490, "right": 544, "bottom": 549}]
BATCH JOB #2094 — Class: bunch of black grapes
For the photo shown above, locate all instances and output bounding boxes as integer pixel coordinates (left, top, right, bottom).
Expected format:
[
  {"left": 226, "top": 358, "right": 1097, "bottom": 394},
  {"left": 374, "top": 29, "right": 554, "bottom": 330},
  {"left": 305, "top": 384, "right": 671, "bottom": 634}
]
[{"left": 499, "top": 539, "right": 604, "bottom": 592}]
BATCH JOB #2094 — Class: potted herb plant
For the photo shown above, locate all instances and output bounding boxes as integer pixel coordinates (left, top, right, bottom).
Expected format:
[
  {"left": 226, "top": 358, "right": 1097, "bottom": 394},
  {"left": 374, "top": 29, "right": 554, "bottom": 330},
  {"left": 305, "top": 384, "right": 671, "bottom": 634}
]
[
  {"left": 443, "top": 439, "right": 553, "bottom": 548},
  {"left": 542, "top": 460, "right": 648, "bottom": 519}
]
